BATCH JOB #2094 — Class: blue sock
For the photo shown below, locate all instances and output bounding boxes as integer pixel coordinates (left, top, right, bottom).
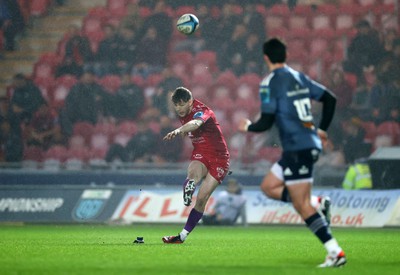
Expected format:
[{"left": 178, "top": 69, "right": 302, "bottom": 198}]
[{"left": 305, "top": 212, "right": 332, "bottom": 244}]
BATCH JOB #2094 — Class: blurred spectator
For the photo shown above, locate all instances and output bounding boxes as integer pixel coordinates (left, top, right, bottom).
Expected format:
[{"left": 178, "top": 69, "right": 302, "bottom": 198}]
[
  {"left": 218, "top": 23, "right": 247, "bottom": 74},
  {"left": 343, "top": 20, "right": 385, "bottom": 85},
  {"left": 202, "top": 178, "right": 247, "bottom": 226},
  {"left": 25, "top": 103, "right": 64, "bottom": 150},
  {"left": 119, "top": 3, "right": 143, "bottom": 31},
  {"left": 136, "top": 0, "right": 172, "bottom": 50},
  {"left": 242, "top": 3, "right": 266, "bottom": 42},
  {"left": 105, "top": 119, "right": 159, "bottom": 163},
  {"left": 60, "top": 70, "right": 113, "bottom": 135},
  {"left": 243, "top": 32, "right": 264, "bottom": 75},
  {"left": 196, "top": 3, "right": 219, "bottom": 52},
  {"left": 210, "top": 2, "right": 241, "bottom": 54},
  {"left": 341, "top": 117, "right": 371, "bottom": 164},
  {"left": 315, "top": 139, "right": 345, "bottom": 168},
  {"left": 381, "top": 28, "right": 399, "bottom": 56},
  {"left": 56, "top": 25, "right": 93, "bottom": 77},
  {"left": 342, "top": 158, "right": 372, "bottom": 190},
  {"left": 6, "top": 73, "right": 44, "bottom": 162},
  {"left": 326, "top": 66, "right": 353, "bottom": 114},
  {"left": 0, "top": 0, "right": 25, "bottom": 51},
  {"left": 154, "top": 115, "right": 183, "bottom": 163},
  {"left": 369, "top": 56, "right": 399, "bottom": 123},
  {"left": 111, "top": 73, "right": 145, "bottom": 120},
  {"left": 114, "top": 26, "right": 137, "bottom": 75},
  {"left": 150, "top": 69, "right": 183, "bottom": 116},
  {"left": 0, "top": 96, "right": 10, "bottom": 161},
  {"left": 393, "top": 38, "right": 400, "bottom": 64},
  {"left": 9, "top": 73, "right": 46, "bottom": 123},
  {"left": 93, "top": 24, "right": 119, "bottom": 76},
  {"left": 132, "top": 26, "right": 166, "bottom": 78}
]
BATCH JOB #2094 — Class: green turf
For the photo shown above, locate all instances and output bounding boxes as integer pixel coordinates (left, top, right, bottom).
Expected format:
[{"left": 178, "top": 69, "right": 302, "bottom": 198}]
[{"left": 0, "top": 224, "right": 399, "bottom": 275}]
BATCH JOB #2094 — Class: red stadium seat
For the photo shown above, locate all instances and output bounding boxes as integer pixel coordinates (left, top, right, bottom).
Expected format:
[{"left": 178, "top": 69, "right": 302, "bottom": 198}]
[
  {"left": 44, "top": 145, "right": 68, "bottom": 162},
  {"left": 30, "top": 0, "right": 51, "bottom": 16},
  {"left": 86, "top": 30, "right": 105, "bottom": 53},
  {"left": 34, "top": 76, "right": 55, "bottom": 102},
  {"left": 67, "top": 146, "right": 90, "bottom": 162},
  {"left": 23, "top": 146, "right": 44, "bottom": 162},
  {"left": 113, "top": 133, "right": 131, "bottom": 147},
  {"left": 238, "top": 73, "right": 261, "bottom": 90},
  {"left": 33, "top": 62, "right": 54, "bottom": 79},
  {"left": 117, "top": 121, "right": 137, "bottom": 136},
  {"left": 98, "top": 75, "right": 121, "bottom": 94},
  {"left": 145, "top": 73, "right": 164, "bottom": 88},
  {"left": 89, "top": 147, "right": 108, "bottom": 160},
  {"left": 72, "top": 122, "right": 95, "bottom": 145},
  {"left": 309, "top": 37, "right": 330, "bottom": 57},
  {"left": 68, "top": 134, "right": 86, "bottom": 150},
  {"left": 107, "top": 0, "right": 127, "bottom": 9},
  {"left": 87, "top": 6, "right": 110, "bottom": 20},
  {"left": 93, "top": 122, "right": 117, "bottom": 138},
  {"left": 82, "top": 16, "right": 103, "bottom": 36},
  {"left": 193, "top": 51, "right": 218, "bottom": 73},
  {"left": 174, "top": 5, "right": 196, "bottom": 17},
  {"left": 192, "top": 70, "right": 213, "bottom": 87},
  {"left": 52, "top": 75, "right": 78, "bottom": 109},
  {"left": 214, "top": 70, "right": 238, "bottom": 92},
  {"left": 360, "top": 121, "right": 377, "bottom": 143},
  {"left": 288, "top": 8, "right": 310, "bottom": 31},
  {"left": 191, "top": 84, "right": 210, "bottom": 103},
  {"left": 376, "top": 122, "right": 400, "bottom": 145},
  {"left": 256, "top": 146, "right": 282, "bottom": 163},
  {"left": 38, "top": 52, "right": 62, "bottom": 67},
  {"left": 90, "top": 133, "right": 110, "bottom": 150}
]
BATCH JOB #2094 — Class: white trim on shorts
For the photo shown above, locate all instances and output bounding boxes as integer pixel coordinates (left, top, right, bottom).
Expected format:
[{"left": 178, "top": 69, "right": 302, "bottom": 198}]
[{"left": 270, "top": 162, "right": 313, "bottom": 186}]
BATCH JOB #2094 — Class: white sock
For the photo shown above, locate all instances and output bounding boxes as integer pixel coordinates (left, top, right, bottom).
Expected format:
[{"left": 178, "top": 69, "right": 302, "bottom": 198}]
[
  {"left": 311, "top": 195, "right": 320, "bottom": 209},
  {"left": 179, "top": 229, "right": 190, "bottom": 241},
  {"left": 324, "top": 238, "right": 342, "bottom": 256}
]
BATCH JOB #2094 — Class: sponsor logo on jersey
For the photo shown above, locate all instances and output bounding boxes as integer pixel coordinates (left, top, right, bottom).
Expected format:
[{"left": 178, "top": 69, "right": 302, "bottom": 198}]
[
  {"left": 283, "top": 167, "right": 293, "bottom": 176},
  {"left": 217, "top": 167, "right": 225, "bottom": 178},
  {"left": 194, "top": 153, "right": 203, "bottom": 159},
  {"left": 299, "top": 165, "right": 309, "bottom": 175},
  {"left": 260, "top": 86, "right": 270, "bottom": 103},
  {"left": 193, "top": 111, "right": 203, "bottom": 119},
  {"left": 73, "top": 190, "right": 112, "bottom": 221},
  {"left": 287, "top": 88, "right": 310, "bottom": 97}
]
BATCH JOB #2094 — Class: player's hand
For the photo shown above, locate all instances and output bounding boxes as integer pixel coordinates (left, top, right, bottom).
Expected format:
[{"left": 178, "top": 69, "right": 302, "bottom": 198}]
[
  {"left": 317, "top": 129, "right": 328, "bottom": 149},
  {"left": 163, "top": 129, "right": 182, "bottom": 140},
  {"left": 238, "top": 118, "right": 251, "bottom": 132}
]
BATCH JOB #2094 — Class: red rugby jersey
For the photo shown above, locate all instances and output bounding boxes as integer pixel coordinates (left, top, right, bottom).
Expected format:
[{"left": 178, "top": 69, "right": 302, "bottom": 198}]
[{"left": 179, "top": 99, "right": 229, "bottom": 157}]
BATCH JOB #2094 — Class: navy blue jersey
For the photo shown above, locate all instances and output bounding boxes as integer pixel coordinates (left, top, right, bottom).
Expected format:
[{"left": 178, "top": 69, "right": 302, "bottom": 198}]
[{"left": 259, "top": 66, "right": 325, "bottom": 152}]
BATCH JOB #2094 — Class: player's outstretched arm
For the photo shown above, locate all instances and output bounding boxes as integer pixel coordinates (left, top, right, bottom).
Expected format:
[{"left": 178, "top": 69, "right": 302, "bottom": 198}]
[
  {"left": 238, "top": 113, "right": 275, "bottom": 133},
  {"left": 163, "top": 119, "right": 204, "bottom": 141}
]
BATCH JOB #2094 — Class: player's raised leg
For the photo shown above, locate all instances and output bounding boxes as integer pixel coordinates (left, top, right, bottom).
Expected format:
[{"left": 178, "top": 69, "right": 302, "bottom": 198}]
[
  {"left": 163, "top": 173, "right": 219, "bottom": 244},
  {"left": 263, "top": 163, "right": 332, "bottom": 225}
]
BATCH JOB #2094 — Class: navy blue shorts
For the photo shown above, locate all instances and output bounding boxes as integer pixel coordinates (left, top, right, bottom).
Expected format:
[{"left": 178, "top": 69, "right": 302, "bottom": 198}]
[{"left": 271, "top": 149, "right": 320, "bottom": 185}]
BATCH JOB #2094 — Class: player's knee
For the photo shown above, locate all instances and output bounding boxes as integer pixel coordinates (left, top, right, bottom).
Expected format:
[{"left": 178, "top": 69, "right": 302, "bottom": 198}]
[{"left": 260, "top": 182, "right": 273, "bottom": 198}]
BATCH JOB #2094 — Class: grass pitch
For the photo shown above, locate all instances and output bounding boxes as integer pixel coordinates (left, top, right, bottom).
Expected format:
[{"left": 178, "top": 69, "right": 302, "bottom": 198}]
[{"left": 0, "top": 224, "right": 399, "bottom": 275}]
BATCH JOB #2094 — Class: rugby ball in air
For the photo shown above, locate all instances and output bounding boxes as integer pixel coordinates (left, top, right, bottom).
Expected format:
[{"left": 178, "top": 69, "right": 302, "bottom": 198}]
[{"left": 176, "top": 13, "right": 199, "bottom": 35}]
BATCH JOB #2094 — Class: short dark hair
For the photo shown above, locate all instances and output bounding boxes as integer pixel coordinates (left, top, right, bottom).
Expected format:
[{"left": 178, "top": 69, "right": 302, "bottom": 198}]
[
  {"left": 263, "top": 38, "right": 286, "bottom": 63},
  {"left": 171, "top": 87, "right": 192, "bottom": 104}
]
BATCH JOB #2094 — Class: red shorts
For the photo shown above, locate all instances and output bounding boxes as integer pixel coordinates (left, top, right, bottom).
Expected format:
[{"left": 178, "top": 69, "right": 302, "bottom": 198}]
[{"left": 191, "top": 151, "right": 230, "bottom": 183}]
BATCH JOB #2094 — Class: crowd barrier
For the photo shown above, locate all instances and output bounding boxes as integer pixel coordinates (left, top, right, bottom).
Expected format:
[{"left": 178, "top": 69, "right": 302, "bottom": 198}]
[{"left": 1, "top": 170, "right": 399, "bottom": 227}]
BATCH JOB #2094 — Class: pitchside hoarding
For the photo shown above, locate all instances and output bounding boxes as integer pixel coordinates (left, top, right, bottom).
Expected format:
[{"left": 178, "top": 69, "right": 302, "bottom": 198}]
[
  {"left": 1, "top": 185, "right": 399, "bottom": 227},
  {"left": 0, "top": 188, "right": 125, "bottom": 222},
  {"left": 112, "top": 188, "right": 400, "bottom": 227}
]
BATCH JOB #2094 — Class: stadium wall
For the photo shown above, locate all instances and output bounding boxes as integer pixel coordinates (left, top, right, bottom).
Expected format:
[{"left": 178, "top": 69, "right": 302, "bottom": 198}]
[{"left": 1, "top": 171, "right": 400, "bottom": 227}]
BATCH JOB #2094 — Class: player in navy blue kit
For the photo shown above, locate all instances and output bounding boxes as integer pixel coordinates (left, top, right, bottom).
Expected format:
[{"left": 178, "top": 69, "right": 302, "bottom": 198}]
[{"left": 238, "top": 38, "right": 346, "bottom": 268}]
